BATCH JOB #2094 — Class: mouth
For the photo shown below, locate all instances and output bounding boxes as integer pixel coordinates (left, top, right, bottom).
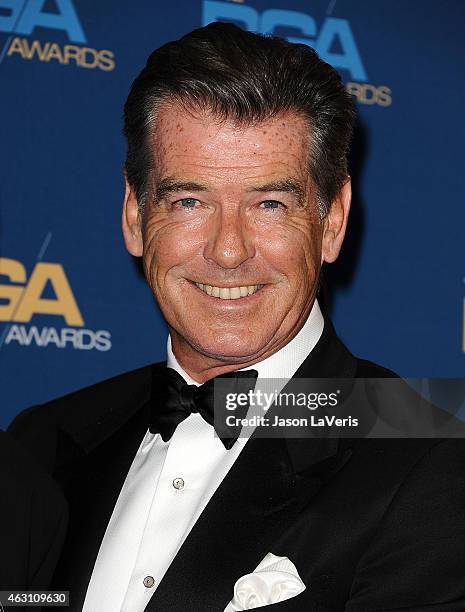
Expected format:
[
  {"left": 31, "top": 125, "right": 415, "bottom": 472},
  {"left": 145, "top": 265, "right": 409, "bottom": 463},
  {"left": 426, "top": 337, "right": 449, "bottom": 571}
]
[{"left": 192, "top": 282, "right": 264, "bottom": 300}]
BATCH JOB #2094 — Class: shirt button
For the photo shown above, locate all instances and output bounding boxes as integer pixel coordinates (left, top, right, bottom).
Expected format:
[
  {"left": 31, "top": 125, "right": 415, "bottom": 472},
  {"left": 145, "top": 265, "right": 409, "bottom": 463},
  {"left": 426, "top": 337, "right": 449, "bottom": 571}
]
[
  {"left": 143, "top": 576, "right": 155, "bottom": 588},
  {"left": 172, "top": 477, "right": 185, "bottom": 490}
]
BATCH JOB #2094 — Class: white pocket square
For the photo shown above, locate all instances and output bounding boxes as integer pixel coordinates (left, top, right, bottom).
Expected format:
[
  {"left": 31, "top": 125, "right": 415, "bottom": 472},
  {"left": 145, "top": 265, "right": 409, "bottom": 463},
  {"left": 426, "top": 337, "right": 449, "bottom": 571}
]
[{"left": 224, "top": 552, "right": 306, "bottom": 611}]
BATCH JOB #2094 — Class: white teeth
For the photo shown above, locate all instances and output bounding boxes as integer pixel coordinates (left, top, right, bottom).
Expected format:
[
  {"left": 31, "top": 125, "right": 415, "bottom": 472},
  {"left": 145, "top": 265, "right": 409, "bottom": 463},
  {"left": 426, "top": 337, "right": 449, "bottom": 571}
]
[{"left": 195, "top": 282, "right": 261, "bottom": 299}]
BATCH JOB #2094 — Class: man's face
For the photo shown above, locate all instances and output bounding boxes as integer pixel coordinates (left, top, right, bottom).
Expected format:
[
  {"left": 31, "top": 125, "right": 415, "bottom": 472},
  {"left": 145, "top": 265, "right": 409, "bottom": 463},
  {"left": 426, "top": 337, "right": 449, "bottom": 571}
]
[{"left": 123, "top": 104, "right": 350, "bottom": 374}]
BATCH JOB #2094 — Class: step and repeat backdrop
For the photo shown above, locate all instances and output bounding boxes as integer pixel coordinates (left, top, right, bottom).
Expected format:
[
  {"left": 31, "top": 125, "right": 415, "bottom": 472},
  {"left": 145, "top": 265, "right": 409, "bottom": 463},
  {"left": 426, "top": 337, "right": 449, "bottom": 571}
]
[{"left": 1, "top": 0, "right": 464, "bottom": 427}]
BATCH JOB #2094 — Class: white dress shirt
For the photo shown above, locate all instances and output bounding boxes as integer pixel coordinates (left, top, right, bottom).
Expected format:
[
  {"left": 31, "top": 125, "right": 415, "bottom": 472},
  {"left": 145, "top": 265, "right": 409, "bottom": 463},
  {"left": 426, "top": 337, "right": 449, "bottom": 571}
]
[{"left": 82, "top": 301, "right": 324, "bottom": 612}]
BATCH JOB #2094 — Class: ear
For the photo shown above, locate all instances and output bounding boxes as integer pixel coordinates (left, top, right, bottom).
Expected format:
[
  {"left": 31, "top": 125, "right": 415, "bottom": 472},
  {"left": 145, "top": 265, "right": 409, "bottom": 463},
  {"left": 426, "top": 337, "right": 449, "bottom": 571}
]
[
  {"left": 321, "top": 178, "right": 352, "bottom": 264},
  {"left": 122, "top": 173, "right": 143, "bottom": 257}
]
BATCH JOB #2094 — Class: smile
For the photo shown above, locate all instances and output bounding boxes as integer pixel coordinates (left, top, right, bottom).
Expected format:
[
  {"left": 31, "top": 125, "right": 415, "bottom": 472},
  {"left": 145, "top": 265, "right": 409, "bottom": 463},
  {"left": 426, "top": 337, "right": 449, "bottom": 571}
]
[{"left": 194, "top": 282, "right": 263, "bottom": 300}]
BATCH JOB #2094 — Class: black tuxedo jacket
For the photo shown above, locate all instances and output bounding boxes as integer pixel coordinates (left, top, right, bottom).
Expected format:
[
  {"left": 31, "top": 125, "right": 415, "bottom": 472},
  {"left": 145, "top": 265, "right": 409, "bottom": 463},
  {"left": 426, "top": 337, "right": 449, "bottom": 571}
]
[
  {"left": 8, "top": 319, "right": 465, "bottom": 611},
  {"left": 0, "top": 430, "right": 68, "bottom": 593}
]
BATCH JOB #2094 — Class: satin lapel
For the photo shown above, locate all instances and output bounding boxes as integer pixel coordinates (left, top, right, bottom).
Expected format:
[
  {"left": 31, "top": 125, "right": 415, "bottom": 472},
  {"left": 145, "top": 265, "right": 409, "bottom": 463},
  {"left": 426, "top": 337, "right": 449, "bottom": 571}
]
[
  {"left": 291, "top": 315, "right": 357, "bottom": 380},
  {"left": 146, "top": 435, "right": 323, "bottom": 612},
  {"left": 283, "top": 315, "right": 357, "bottom": 474},
  {"left": 51, "top": 400, "right": 151, "bottom": 609},
  {"left": 146, "top": 316, "right": 357, "bottom": 612}
]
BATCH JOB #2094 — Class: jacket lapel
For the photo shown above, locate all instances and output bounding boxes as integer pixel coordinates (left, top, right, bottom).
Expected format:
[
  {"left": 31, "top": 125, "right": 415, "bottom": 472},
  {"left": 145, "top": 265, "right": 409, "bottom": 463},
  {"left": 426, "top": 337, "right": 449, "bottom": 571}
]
[
  {"left": 146, "top": 316, "right": 357, "bottom": 611},
  {"left": 50, "top": 371, "right": 153, "bottom": 607},
  {"left": 146, "top": 435, "right": 331, "bottom": 611}
]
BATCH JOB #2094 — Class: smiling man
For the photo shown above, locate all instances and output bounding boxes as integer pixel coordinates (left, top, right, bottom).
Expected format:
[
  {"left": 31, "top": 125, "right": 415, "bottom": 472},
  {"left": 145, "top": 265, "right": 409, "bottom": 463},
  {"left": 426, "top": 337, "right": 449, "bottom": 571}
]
[
  {"left": 8, "top": 22, "right": 465, "bottom": 612},
  {"left": 122, "top": 104, "right": 348, "bottom": 377}
]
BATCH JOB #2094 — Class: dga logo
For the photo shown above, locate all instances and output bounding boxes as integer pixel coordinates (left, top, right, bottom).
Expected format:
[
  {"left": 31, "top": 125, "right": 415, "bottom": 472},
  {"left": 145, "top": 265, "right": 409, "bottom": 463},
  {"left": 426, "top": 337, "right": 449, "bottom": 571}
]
[
  {"left": 0, "top": 0, "right": 115, "bottom": 71},
  {"left": 202, "top": 0, "right": 392, "bottom": 107},
  {"left": 0, "top": 257, "right": 112, "bottom": 351}
]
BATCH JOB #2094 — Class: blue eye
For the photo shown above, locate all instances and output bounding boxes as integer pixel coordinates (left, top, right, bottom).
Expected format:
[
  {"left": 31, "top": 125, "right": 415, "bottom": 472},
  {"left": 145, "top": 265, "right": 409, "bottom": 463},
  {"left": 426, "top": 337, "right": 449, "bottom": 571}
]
[
  {"left": 177, "top": 198, "right": 199, "bottom": 208},
  {"left": 260, "top": 200, "right": 283, "bottom": 210}
]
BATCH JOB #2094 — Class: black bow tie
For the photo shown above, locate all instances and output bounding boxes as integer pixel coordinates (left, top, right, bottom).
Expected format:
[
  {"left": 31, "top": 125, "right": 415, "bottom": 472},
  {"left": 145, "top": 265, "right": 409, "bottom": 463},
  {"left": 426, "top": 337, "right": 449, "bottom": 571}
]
[{"left": 149, "top": 366, "right": 258, "bottom": 449}]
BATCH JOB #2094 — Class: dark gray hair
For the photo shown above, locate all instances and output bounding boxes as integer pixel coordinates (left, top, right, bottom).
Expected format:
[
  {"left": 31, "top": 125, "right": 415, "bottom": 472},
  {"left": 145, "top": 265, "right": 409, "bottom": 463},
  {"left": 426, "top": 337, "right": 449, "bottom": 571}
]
[{"left": 124, "top": 22, "right": 355, "bottom": 217}]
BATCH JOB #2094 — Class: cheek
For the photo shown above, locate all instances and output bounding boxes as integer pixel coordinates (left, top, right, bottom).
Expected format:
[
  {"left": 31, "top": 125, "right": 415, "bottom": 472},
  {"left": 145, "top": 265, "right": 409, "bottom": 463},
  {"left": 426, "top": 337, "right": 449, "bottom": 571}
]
[
  {"left": 259, "top": 225, "right": 320, "bottom": 278},
  {"left": 142, "top": 217, "right": 200, "bottom": 276}
]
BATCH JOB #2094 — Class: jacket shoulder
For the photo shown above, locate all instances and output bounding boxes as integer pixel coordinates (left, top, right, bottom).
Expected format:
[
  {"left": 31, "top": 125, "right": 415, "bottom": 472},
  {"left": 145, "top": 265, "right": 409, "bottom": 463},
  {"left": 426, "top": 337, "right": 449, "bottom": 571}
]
[
  {"left": 355, "top": 357, "right": 398, "bottom": 378},
  {"left": 8, "top": 363, "right": 156, "bottom": 469}
]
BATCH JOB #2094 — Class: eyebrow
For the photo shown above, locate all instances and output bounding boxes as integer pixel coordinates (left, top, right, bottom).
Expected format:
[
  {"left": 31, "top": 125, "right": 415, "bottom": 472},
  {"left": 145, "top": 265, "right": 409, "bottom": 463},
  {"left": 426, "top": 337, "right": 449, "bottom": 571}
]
[
  {"left": 154, "top": 177, "right": 307, "bottom": 206},
  {"left": 155, "top": 178, "right": 208, "bottom": 201},
  {"left": 248, "top": 179, "right": 306, "bottom": 207}
]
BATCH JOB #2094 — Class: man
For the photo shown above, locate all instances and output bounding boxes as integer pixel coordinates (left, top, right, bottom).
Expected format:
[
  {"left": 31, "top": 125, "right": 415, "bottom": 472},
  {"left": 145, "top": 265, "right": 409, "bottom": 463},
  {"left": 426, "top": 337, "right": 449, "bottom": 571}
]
[{"left": 8, "top": 22, "right": 465, "bottom": 611}]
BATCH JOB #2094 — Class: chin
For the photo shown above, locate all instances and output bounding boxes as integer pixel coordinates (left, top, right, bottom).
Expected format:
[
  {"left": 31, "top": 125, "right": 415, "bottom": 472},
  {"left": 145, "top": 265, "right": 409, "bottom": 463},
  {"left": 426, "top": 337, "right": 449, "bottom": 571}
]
[{"left": 188, "top": 332, "right": 270, "bottom": 362}]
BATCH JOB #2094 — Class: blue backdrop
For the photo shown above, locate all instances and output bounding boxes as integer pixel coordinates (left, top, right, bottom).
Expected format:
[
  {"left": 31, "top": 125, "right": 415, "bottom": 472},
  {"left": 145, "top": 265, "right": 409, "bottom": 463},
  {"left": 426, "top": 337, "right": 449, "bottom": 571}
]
[{"left": 1, "top": 0, "right": 464, "bottom": 428}]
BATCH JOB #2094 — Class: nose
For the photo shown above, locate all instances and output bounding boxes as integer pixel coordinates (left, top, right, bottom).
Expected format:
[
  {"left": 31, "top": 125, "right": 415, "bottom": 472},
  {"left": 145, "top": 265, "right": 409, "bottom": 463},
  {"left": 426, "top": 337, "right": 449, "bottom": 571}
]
[{"left": 203, "top": 206, "right": 255, "bottom": 269}]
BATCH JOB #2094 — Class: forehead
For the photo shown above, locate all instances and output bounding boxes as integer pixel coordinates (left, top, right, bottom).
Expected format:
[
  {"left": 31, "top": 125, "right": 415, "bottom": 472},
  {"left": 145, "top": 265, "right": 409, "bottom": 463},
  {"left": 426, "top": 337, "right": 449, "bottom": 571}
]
[{"left": 151, "top": 103, "right": 310, "bottom": 183}]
